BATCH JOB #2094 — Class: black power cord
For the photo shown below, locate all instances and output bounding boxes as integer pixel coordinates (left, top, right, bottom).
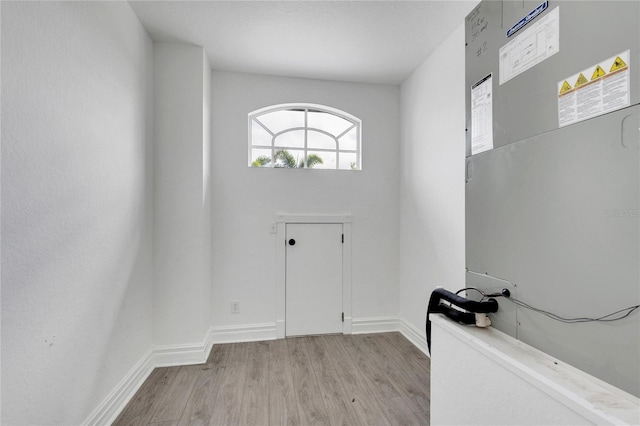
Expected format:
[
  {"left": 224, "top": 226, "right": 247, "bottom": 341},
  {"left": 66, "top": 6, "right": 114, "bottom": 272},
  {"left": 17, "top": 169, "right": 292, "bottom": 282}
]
[{"left": 456, "top": 287, "right": 640, "bottom": 323}]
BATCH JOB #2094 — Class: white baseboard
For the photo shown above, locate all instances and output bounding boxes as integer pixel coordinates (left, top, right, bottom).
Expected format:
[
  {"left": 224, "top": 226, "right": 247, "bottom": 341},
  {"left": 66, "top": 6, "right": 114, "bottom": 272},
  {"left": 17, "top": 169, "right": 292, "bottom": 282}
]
[
  {"left": 153, "top": 335, "right": 215, "bottom": 368},
  {"left": 83, "top": 349, "right": 155, "bottom": 426},
  {"left": 351, "top": 316, "right": 399, "bottom": 334},
  {"left": 209, "top": 322, "right": 277, "bottom": 344},
  {"left": 349, "top": 316, "right": 429, "bottom": 358},
  {"left": 398, "top": 317, "right": 430, "bottom": 357}
]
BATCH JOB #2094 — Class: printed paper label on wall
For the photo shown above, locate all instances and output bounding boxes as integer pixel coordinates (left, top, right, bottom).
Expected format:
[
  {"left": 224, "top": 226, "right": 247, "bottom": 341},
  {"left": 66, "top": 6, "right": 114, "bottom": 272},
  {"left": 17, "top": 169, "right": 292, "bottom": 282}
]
[
  {"left": 499, "top": 6, "right": 559, "bottom": 85},
  {"left": 557, "top": 50, "right": 630, "bottom": 127},
  {"left": 471, "top": 74, "right": 493, "bottom": 155}
]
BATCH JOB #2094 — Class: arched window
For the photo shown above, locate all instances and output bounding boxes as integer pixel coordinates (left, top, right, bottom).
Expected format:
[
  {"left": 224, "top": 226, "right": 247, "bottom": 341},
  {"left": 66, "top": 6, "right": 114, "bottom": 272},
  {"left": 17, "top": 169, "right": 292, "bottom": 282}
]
[{"left": 248, "top": 104, "right": 361, "bottom": 170}]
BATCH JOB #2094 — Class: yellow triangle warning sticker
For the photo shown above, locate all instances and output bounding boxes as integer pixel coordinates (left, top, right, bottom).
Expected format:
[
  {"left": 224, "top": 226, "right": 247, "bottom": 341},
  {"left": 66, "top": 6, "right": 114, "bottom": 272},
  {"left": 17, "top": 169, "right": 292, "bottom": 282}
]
[
  {"left": 591, "top": 65, "right": 606, "bottom": 80},
  {"left": 575, "top": 73, "right": 588, "bottom": 87},
  {"left": 559, "top": 80, "right": 572, "bottom": 95},
  {"left": 610, "top": 56, "right": 627, "bottom": 72}
]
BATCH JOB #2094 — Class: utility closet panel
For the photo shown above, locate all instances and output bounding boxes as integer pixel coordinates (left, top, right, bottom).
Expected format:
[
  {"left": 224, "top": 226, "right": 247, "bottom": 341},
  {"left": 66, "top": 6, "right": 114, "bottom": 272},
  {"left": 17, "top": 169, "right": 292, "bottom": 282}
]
[{"left": 465, "top": 1, "right": 640, "bottom": 397}]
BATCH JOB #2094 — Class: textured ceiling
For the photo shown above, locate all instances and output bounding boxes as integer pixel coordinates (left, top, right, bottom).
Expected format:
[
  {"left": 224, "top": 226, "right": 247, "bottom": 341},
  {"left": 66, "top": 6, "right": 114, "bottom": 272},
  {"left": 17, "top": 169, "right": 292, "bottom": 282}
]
[{"left": 129, "top": 0, "right": 477, "bottom": 85}]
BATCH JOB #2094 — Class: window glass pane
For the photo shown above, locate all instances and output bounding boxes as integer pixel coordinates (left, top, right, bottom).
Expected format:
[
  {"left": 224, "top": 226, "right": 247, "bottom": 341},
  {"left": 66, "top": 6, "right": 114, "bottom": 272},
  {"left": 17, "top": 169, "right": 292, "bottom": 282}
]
[
  {"left": 338, "top": 152, "right": 358, "bottom": 170},
  {"left": 274, "top": 149, "right": 304, "bottom": 168},
  {"left": 250, "top": 148, "right": 272, "bottom": 167},
  {"left": 338, "top": 127, "right": 357, "bottom": 151},
  {"left": 308, "top": 110, "right": 352, "bottom": 137},
  {"left": 251, "top": 120, "right": 272, "bottom": 147},
  {"left": 257, "top": 109, "right": 304, "bottom": 134},
  {"left": 307, "top": 150, "right": 336, "bottom": 169},
  {"left": 249, "top": 104, "right": 360, "bottom": 170},
  {"left": 308, "top": 130, "right": 336, "bottom": 150},
  {"left": 274, "top": 130, "right": 304, "bottom": 148}
]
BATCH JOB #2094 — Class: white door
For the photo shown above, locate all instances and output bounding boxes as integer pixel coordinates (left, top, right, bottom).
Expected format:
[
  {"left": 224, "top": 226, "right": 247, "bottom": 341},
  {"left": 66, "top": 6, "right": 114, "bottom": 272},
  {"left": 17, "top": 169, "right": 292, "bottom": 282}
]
[{"left": 285, "top": 223, "right": 343, "bottom": 336}]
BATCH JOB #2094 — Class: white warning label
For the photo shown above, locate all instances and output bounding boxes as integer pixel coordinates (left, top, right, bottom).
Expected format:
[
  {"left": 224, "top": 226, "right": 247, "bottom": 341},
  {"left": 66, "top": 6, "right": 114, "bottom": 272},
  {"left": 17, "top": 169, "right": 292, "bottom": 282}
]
[
  {"left": 471, "top": 74, "right": 493, "bottom": 155},
  {"left": 558, "top": 50, "right": 630, "bottom": 127}
]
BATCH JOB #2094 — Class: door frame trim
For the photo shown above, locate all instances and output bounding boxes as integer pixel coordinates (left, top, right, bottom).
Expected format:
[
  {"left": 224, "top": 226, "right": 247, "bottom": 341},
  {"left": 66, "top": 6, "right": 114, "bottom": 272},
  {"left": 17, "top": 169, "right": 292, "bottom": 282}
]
[{"left": 275, "top": 213, "right": 352, "bottom": 339}]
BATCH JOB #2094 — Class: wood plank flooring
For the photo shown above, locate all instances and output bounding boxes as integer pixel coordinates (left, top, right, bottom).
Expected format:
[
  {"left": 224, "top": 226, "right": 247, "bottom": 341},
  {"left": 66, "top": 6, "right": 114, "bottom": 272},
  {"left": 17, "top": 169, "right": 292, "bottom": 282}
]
[{"left": 113, "top": 333, "right": 430, "bottom": 426}]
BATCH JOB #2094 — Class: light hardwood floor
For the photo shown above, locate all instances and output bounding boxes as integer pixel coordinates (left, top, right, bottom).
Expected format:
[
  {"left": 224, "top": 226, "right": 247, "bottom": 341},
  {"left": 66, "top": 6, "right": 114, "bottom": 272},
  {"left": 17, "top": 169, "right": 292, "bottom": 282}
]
[{"left": 113, "top": 332, "right": 430, "bottom": 426}]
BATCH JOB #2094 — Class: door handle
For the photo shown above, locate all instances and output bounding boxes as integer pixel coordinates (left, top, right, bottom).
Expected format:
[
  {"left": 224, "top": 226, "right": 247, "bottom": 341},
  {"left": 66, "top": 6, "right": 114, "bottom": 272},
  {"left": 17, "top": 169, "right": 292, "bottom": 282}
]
[{"left": 288, "top": 239, "right": 296, "bottom": 246}]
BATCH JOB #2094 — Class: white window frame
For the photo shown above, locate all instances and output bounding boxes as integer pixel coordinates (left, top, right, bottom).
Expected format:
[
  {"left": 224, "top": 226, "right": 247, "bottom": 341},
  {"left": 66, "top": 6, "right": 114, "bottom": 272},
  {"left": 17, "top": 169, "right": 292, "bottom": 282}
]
[{"left": 248, "top": 103, "right": 362, "bottom": 170}]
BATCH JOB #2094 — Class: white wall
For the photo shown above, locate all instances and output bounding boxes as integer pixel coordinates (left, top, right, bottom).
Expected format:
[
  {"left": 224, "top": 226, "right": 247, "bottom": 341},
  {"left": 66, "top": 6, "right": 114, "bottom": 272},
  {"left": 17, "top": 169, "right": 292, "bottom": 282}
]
[
  {"left": 210, "top": 71, "right": 400, "bottom": 330},
  {"left": 398, "top": 24, "right": 467, "bottom": 338},
  {"left": 1, "top": 2, "right": 154, "bottom": 424},
  {"left": 153, "top": 43, "right": 212, "bottom": 347}
]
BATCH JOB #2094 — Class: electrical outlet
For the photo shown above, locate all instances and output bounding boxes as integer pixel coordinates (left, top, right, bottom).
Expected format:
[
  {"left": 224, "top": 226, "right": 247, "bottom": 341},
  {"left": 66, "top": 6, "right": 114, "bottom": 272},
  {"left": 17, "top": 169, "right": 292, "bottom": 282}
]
[{"left": 231, "top": 300, "right": 240, "bottom": 314}]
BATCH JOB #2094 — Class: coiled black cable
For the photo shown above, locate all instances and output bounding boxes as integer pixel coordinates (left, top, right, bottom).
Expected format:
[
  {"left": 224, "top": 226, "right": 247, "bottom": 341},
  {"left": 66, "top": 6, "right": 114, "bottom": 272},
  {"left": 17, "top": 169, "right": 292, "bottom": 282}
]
[{"left": 457, "top": 286, "right": 640, "bottom": 323}]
